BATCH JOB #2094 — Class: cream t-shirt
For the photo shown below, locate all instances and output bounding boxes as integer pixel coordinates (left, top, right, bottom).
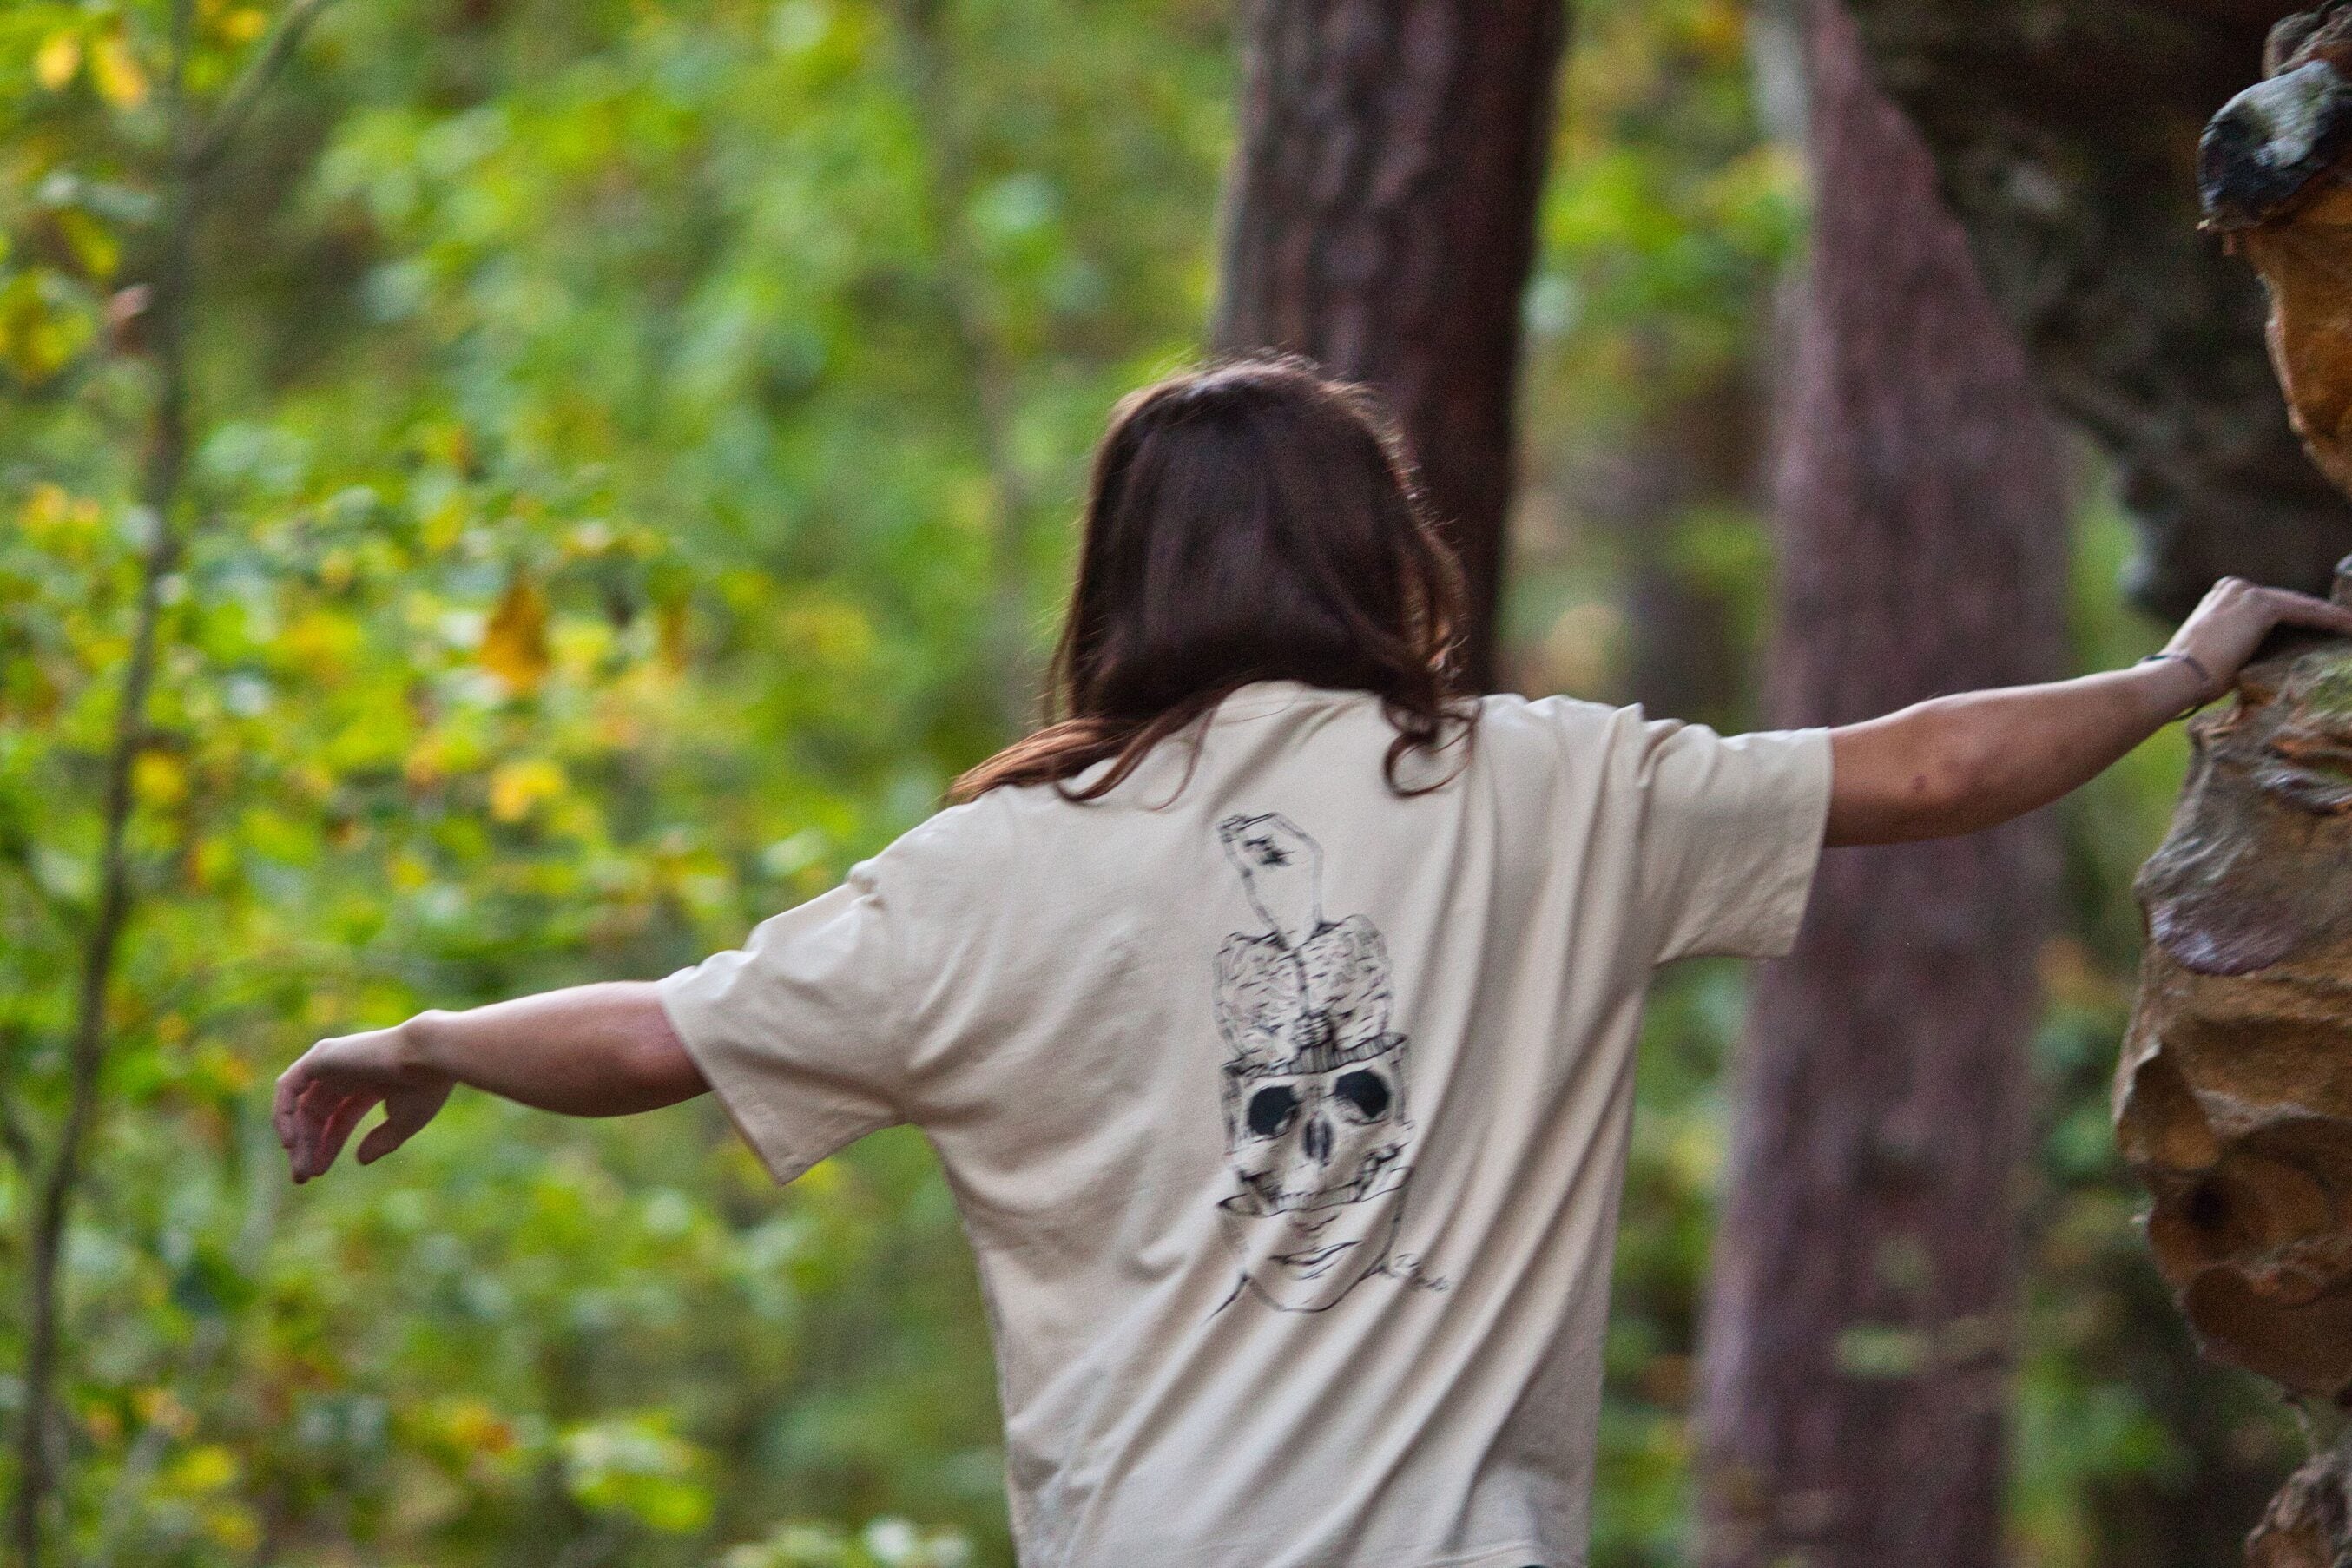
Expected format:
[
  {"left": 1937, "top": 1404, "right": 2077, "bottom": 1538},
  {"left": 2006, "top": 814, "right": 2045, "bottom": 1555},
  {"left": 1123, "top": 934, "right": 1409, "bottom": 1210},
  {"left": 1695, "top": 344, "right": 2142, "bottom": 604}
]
[{"left": 659, "top": 682, "right": 1832, "bottom": 1568}]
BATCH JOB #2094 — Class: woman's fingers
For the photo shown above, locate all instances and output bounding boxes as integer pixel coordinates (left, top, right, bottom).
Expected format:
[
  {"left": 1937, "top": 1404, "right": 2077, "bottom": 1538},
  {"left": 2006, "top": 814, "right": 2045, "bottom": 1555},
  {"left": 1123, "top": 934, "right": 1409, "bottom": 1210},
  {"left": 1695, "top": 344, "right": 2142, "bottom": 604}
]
[
  {"left": 2263, "top": 587, "right": 2352, "bottom": 636},
  {"left": 290, "top": 1082, "right": 318, "bottom": 1179},
  {"left": 291, "top": 1078, "right": 351, "bottom": 1182},
  {"left": 2171, "top": 583, "right": 2352, "bottom": 693},
  {"left": 355, "top": 1091, "right": 442, "bottom": 1167},
  {"left": 302, "top": 1092, "right": 377, "bottom": 1182},
  {"left": 279, "top": 1025, "right": 445, "bottom": 1183},
  {"left": 273, "top": 1053, "right": 312, "bottom": 1148}
]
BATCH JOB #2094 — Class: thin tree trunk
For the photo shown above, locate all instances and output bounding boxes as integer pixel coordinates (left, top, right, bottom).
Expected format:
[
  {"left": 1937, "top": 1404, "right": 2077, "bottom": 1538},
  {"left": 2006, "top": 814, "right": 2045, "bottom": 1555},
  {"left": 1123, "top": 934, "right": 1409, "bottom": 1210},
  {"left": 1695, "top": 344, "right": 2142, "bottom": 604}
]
[
  {"left": 8, "top": 2, "right": 333, "bottom": 1556},
  {"left": 1693, "top": 3, "right": 2068, "bottom": 1563},
  {"left": 1212, "top": 0, "right": 1571, "bottom": 692},
  {"left": 1586, "top": 352, "right": 1762, "bottom": 728},
  {"left": 8, "top": 4, "right": 195, "bottom": 1542}
]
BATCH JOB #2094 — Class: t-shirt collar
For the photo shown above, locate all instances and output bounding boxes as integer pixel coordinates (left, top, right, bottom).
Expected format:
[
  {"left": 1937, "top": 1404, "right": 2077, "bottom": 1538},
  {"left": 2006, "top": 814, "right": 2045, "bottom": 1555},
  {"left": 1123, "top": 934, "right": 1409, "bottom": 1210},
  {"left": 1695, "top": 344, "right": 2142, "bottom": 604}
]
[{"left": 1211, "top": 680, "right": 1367, "bottom": 724}]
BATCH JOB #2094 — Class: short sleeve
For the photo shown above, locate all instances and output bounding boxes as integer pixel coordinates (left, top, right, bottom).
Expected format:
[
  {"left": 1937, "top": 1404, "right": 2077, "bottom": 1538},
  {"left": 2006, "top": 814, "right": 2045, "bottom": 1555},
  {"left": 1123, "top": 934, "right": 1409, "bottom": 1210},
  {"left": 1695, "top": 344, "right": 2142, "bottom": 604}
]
[
  {"left": 658, "top": 860, "right": 909, "bottom": 1184},
  {"left": 1634, "top": 721, "right": 1833, "bottom": 964}
]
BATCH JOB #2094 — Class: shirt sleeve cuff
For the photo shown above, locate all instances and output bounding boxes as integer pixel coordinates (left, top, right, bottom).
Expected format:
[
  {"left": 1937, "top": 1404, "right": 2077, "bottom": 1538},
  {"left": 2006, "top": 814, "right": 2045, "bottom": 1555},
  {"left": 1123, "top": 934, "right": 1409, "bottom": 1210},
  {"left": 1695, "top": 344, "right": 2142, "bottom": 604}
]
[
  {"left": 657, "top": 959, "right": 864, "bottom": 1187},
  {"left": 1732, "top": 726, "right": 1834, "bottom": 960}
]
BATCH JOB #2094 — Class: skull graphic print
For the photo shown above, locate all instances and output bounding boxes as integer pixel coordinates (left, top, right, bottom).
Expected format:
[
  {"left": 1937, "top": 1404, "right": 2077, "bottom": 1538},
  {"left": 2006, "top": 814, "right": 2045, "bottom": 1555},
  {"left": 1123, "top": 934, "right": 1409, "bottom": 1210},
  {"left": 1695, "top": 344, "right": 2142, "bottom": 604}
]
[{"left": 1212, "top": 814, "right": 1416, "bottom": 1312}]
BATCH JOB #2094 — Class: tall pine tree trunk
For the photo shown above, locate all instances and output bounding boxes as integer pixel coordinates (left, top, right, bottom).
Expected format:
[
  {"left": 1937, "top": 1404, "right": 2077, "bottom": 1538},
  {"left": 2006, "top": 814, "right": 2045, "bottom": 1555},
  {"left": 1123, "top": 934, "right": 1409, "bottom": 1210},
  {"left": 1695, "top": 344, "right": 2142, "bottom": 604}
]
[
  {"left": 1212, "top": 0, "right": 1571, "bottom": 691},
  {"left": 1694, "top": 3, "right": 2067, "bottom": 1561}
]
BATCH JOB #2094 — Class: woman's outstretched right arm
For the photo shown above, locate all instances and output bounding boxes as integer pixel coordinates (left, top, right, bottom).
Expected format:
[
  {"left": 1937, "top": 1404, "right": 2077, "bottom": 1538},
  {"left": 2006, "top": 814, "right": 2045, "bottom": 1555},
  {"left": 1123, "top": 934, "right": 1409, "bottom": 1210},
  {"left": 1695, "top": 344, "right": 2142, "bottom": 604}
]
[{"left": 273, "top": 981, "right": 707, "bottom": 1183}]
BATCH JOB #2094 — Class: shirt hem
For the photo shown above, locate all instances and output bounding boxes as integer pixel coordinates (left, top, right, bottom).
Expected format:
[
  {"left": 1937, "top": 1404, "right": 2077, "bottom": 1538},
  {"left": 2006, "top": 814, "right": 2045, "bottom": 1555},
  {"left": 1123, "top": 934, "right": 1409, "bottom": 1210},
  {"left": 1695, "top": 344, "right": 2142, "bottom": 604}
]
[{"left": 1395, "top": 1545, "right": 1574, "bottom": 1568}]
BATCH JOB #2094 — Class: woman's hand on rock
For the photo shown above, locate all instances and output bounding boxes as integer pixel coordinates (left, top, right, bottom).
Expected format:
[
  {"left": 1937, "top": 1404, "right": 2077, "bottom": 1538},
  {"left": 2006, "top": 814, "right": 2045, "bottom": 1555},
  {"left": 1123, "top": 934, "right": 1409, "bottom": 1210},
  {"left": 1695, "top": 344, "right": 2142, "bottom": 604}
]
[{"left": 2164, "top": 576, "right": 2352, "bottom": 702}]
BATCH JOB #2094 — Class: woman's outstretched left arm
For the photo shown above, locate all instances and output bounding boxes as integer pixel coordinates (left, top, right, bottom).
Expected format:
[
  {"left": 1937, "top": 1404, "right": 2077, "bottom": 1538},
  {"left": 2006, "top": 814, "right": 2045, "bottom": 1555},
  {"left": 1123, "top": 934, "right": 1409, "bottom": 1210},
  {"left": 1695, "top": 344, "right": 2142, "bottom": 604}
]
[
  {"left": 1826, "top": 578, "right": 2352, "bottom": 847},
  {"left": 273, "top": 981, "right": 706, "bottom": 1183}
]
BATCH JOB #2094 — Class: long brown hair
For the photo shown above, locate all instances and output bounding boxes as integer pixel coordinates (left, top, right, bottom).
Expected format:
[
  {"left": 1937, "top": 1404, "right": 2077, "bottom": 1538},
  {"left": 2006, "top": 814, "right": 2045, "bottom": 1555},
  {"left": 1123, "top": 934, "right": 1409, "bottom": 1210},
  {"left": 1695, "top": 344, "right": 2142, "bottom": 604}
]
[{"left": 952, "top": 356, "right": 1473, "bottom": 804}]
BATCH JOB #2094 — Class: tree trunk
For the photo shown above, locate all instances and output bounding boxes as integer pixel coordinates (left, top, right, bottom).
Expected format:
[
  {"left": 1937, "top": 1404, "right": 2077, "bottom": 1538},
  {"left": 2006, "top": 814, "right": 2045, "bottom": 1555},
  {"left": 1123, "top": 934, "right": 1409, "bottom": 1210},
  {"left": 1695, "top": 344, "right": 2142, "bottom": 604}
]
[
  {"left": 1212, "top": 0, "right": 1571, "bottom": 692},
  {"left": 1841, "top": 0, "right": 2352, "bottom": 619},
  {"left": 1586, "top": 357, "right": 1762, "bottom": 729},
  {"left": 1693, "top": 3, "right": 2068, "bottom": 1563}
]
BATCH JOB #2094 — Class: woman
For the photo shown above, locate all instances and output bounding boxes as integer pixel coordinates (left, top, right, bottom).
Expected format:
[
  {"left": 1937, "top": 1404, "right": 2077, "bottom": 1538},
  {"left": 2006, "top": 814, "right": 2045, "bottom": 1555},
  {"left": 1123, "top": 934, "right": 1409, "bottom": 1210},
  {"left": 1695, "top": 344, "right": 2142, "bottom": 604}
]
[{"left": 276, "top": 359, "right": 2352, "bottom": 1568}]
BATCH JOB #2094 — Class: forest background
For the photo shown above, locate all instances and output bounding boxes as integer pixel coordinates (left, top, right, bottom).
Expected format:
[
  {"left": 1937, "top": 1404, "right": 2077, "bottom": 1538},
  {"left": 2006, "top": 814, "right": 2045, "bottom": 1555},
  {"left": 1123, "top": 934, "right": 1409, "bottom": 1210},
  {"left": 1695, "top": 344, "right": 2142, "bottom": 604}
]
[{"left": 0, "top": 0, "right": 2274, "bottom": 1563}]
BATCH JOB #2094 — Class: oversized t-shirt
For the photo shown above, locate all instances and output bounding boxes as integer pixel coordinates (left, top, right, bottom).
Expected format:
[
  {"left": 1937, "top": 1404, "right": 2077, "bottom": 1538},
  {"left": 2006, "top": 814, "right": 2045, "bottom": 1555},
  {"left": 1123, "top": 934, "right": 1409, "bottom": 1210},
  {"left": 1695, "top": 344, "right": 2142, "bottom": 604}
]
[{"left": 659, "top": 682, "right": 1832, "bottom": 1568}]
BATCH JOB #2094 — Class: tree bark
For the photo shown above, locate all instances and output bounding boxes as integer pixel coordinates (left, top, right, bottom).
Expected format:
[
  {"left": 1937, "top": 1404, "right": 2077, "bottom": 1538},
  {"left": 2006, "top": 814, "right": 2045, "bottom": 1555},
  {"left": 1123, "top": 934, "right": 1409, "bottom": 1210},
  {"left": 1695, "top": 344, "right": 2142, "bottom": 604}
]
[
  {"left": 1693, "top": 3, "right": 2068, "bottom": 1563},
  {"left": 1212, "top": 0, "right": 1571, "bottom": 692},
  {"left": 1841, "top": 0, "right": 2352, "bottom": 618},
  {"left": 1586, "top": 357, "right": 1762, "bottom": 729}
]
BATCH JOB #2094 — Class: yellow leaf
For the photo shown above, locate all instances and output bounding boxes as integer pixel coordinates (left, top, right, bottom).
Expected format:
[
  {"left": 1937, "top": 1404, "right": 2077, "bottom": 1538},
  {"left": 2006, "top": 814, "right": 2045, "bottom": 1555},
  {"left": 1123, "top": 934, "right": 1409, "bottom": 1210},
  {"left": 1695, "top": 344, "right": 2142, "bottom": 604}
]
[
  {"left": 656, "top": 600, "right": 691, "bottom": 674},
  {"left": 278, "top": 608, "right": 359, "bottom": 681},
  {"left": 776, "top": 599, "right": 874, "bottom": 665},
  {"left": 194, "top": 1043, "right": 254, "bottom": 1093},
  {"left": 21, "top": 482, "right": 73, "bottom": 539},
  {"left": 219, "top": 7, "right": 267, "bottom": 43},
  {"left": 91, "top": 32, "right": 148, "bottom": 107},
  {"left": 480, "top": 575, "right": 551, "bottom": 694},
  {"left": 403, "top": 737, "right": 445, "bottom": 787},
  {"left": 796, "top": 1157, "right": 845, "bottom": 1197},
  {"left": 133, "top": 750, "right": 188, "bottom": 807},
  {"left": 190, "top": 836, "right": 234, "bottom": 889},
  {"left": 442, "top": 1399, "right": 517, "bottom": 1455},
  {"left": 35, "top": 30, "right": 82, "bottom": 91},
  {"left": 52, "top": 208, "right": 119, "bottom": 280},
  {"left": 421, "top": 495, "right": 467, "bottom": 554},
  {"left": 0, "top": 271, "right": 96, "bottom": 385},
  {"left": 200, "top": 1504, "right": 261, "bottom": 1552},
  {"left": 488, "top": 758, "right": 565, "bottom": 823},
  {"left": 164, "top": 1443, "right": 239, "bottom": 1495}
]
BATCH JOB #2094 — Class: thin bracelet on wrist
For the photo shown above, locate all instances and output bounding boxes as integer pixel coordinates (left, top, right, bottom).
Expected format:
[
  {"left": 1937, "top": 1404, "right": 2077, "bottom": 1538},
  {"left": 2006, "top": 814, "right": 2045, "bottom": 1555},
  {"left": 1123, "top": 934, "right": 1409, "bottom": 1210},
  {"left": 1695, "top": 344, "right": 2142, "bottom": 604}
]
[{"left": 2138, "top": 651, "right": 2218, "bottom": 720}]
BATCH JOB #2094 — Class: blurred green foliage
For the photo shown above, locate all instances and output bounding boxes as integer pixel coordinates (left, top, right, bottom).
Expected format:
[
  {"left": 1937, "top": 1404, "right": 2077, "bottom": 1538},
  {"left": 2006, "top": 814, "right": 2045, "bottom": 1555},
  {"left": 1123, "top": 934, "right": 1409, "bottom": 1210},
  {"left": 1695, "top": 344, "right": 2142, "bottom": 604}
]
[{"left": 0, "top": 0, "right": 2308, "bottom": 1563}]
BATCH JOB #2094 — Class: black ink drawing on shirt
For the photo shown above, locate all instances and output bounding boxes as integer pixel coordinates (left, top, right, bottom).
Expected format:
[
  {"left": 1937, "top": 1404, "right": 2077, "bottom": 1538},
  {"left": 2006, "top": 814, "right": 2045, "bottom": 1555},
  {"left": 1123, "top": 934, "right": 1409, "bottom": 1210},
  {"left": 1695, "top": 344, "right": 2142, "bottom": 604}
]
[{"left": 1212, "top": 813, "right": 1417, "bottom": 1313}]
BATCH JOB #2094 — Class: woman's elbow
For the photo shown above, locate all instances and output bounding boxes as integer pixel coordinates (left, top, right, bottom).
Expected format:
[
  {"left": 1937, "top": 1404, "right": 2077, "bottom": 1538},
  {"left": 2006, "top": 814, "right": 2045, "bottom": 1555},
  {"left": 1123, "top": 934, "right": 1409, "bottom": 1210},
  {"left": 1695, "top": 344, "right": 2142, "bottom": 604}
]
[
  {"left": 604, "top": 997, "right": 708, "bottom": 1114},
  {"left": 1914, "top": 721, "right": 1997, "bottom": 827},
  {"left": 1827, "top": 705, "right": 2000, "bottom": 846}
]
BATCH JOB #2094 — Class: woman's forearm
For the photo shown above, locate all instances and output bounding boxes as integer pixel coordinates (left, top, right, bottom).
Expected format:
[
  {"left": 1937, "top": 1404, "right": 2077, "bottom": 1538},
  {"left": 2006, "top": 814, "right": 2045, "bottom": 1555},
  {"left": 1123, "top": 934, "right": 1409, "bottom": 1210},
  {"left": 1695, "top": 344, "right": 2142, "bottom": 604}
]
[
  {"left": 1826, "top": 660, "right": 2204, "bottom": 847},
  {"left": 1824, "top": 577, "right": 2352, "bottom": 848},
  {"left": 277, "top": 982, "right": 707, "bottom": 1181},
  {"left": 402, "top": 982, "right": 706, "bottom": 1117}
]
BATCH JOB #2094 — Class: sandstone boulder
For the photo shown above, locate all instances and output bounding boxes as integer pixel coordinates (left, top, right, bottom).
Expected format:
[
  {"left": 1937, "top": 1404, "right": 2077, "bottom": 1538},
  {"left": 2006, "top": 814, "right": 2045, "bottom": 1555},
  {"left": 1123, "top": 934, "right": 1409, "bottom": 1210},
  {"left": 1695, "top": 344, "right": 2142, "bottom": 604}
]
[{"left": 2121, "top": 576, "right": 2352, "bottom": 1402}]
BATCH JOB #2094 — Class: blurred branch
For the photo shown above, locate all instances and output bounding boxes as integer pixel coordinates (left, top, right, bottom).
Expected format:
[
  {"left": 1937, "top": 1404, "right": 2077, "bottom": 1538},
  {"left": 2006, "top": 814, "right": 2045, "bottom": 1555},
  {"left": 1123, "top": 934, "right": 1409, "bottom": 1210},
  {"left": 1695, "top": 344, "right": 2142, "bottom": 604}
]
[
  {"left": 0, "top": 1025, "right": 35, "bottom": 1176},
  {"left": 9, "top": 0, "right": 208, "bottom": 1558},
  {"left": 187, "top": 0, "right": 339, "bottom": 174}
]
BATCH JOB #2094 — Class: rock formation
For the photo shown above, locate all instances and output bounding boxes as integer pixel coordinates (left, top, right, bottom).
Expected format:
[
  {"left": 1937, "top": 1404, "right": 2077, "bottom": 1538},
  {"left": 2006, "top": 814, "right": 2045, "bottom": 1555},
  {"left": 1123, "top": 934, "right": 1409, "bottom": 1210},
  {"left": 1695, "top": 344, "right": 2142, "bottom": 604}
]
[
  {"left": 2122, "top": 11, "right": 2352, "bottom": 1557},
  {"left": 2122, "top": 565, "right": 2352, "bottom": 1563},
  {"left": 2123, "top": 570, "right": 2352, "bottom": 1396}
]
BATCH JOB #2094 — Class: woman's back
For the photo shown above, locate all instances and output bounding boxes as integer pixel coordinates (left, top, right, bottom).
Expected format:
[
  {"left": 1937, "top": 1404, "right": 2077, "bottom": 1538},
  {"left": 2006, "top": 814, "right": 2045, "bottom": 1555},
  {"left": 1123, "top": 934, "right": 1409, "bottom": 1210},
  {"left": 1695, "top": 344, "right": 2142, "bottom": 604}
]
[{"left": 661, "top": 682, "right": 1829, "bottom": 1568}]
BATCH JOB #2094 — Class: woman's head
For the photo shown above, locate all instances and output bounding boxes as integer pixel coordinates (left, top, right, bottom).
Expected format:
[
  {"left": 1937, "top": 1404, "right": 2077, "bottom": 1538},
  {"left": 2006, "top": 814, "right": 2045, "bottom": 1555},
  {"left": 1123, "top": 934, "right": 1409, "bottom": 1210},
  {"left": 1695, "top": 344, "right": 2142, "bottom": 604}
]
[{"left": 954, "top": 357, "right": 1470, "bottom": 802}]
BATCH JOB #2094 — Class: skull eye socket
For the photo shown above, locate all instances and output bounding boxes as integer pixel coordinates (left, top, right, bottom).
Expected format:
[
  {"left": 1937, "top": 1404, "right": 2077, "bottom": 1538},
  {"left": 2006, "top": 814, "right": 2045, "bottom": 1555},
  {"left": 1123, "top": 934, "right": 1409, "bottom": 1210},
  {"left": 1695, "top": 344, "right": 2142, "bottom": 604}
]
[
  {"left": 1246, "top": 1084, "right": 1301, "bottom": 1139},
  {"left": 1334, "top": 1069, "right": 1392, "bottom": 1123}
]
